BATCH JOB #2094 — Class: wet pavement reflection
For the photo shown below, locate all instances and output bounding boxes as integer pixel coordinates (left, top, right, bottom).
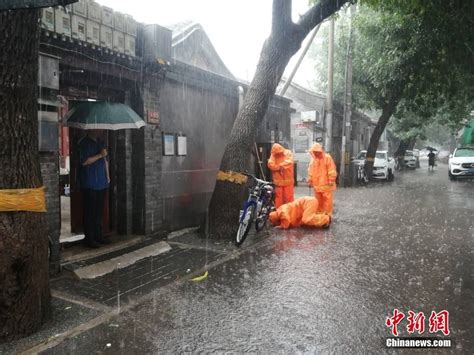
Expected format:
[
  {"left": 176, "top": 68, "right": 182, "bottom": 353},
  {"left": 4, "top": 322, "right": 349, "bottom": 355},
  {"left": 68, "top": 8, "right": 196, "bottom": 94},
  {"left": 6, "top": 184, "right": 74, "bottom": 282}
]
[{"left": 43, "top": 163, "right": 473, "bottom": 354}]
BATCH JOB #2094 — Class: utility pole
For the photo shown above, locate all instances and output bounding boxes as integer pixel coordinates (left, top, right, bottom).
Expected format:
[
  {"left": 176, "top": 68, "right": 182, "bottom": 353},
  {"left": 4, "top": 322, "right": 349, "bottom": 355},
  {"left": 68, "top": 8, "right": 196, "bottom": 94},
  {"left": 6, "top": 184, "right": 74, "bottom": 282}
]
[
  {"left": 279, "top": 24, "right": 321, "bottom": 96},
  {"left": 325, "top": 18, "right": 335, "bottom": 154},
  {"left": 339, "top": 4, "right": 355, "bottom": 186}
]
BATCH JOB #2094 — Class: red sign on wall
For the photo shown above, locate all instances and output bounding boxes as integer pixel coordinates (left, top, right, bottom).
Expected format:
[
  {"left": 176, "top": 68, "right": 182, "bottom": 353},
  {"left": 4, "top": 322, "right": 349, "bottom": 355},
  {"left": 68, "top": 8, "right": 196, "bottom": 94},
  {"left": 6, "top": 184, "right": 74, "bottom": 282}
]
[{"left": 147, "top": 111, "right": 160, "bottom": 124}]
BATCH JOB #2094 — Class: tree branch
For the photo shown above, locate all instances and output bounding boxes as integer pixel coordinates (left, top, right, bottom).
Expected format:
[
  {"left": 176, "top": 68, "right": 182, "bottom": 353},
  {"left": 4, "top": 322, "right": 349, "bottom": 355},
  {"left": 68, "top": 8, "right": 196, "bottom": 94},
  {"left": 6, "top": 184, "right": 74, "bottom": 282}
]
[
  {"left": 296, "top": 0, "right": 349, "bottom": 41},
  {"left": 272, "top": 0, "right": 293, "bottom": 35}
]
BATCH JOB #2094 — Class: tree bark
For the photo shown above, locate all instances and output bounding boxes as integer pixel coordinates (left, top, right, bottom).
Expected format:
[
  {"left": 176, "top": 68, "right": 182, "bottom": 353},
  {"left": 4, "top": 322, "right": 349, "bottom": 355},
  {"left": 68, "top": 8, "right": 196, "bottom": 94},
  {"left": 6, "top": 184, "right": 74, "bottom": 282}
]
[
  {"left": 0, "top": 9, "right": 51, "bottom": 341},
  {"left": 365, "top": 100, "right": 398, "bottom": 179},
  {"left": 207, "top": 0, "right": 348, "bottom": 238},
  {"left": 394, "top": 138, "right": 412, "bottom": 158}
]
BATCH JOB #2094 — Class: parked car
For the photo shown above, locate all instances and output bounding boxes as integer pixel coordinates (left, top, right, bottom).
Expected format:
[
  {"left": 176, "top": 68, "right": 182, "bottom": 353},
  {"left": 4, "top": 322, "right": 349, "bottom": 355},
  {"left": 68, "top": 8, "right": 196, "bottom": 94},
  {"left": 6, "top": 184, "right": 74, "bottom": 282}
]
[
  {"left": 404, "top": 150, "right": 417, "bottom": 168},
  {"left": 412, "top": 149, "right": 421, "bottom": 168},
  {"left": 448, "top": 147, "right": 474, "bottom": 180},
  {"left": 353, "top": 150, "right": 395, "bottom": 181}
]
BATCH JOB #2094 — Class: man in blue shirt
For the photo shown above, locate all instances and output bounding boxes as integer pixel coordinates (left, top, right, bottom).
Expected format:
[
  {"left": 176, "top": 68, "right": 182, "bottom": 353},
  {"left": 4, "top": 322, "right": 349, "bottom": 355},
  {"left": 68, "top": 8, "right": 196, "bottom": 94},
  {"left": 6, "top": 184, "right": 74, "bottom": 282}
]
[{"left": 79, "top": 130, "right": 110, "bottom": 248}]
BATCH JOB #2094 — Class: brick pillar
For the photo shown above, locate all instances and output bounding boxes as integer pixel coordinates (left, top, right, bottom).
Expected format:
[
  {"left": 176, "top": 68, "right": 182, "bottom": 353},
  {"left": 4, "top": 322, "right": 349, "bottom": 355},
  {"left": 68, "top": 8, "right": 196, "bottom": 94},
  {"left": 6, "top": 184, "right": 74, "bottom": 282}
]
[
  {"left": 131, "top": 127, "right": 145, "bottom": 235},
  {"left": 115, "top": 129, "right": 133, "bottom": 235},
  {"left": 130, "top": 74, "right": 164, "bottom": 237},
  {"left": 143, "top": 124, "right": 163, "bottom": 236},
  {"left": 40, "top": 152, "right": 60, "bottom": 274}
]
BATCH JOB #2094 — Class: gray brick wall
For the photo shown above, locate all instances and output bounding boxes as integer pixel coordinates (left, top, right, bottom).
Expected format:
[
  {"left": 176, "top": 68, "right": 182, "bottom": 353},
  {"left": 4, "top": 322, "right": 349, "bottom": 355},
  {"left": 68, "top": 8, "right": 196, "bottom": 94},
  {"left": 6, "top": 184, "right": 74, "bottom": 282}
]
[
  {"left": 115, "top": 129, "right": 134, "bottom": 235},
  {"left": 130, "top": 74, "right": 164, "bottom": 238},
  {"left": 132, "top": 127, "right": 145, "bottom": 235},
  {"left": 40, "top": 152, "right": 60, "bottom": 274},
  {"left": 143, "top": 124, "right": 163, "bottom": 236}
]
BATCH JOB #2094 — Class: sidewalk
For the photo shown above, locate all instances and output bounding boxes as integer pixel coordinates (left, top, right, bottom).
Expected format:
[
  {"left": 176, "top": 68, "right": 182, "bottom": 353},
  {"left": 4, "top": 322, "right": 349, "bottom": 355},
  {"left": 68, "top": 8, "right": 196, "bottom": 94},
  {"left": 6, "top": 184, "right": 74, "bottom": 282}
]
[
  {"left": 0, "top": 227, "right": 272, "bottom": 354},
  {"left": 2, "top": 186, "right": 323, "bottom": 354}
]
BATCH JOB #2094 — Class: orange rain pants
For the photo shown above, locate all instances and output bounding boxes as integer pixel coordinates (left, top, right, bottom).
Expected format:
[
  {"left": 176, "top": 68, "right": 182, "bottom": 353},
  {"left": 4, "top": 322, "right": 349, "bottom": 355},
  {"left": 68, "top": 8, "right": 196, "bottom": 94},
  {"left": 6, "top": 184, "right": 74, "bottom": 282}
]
[
  {"left": 274, "top": 186, "right": 294, "bottom": 209},
  {"left": 315, "top": 191, "right": 334, "bottom": 216},
  {"left": 268, "top": 143, "right": 294, "bottom": 208},
  {"left": 269, "top": 196, "right": 330, "bottom": 229},
  {"left": 307, "top": 143, "right": 337, "bottom": 215}
]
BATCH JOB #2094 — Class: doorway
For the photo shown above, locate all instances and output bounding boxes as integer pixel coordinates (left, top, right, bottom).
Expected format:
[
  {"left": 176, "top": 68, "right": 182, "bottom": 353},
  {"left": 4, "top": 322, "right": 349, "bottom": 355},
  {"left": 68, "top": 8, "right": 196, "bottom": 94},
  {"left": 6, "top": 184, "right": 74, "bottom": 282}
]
[{"left": 59, "top": 100, "right": 117, "bottom": 244}]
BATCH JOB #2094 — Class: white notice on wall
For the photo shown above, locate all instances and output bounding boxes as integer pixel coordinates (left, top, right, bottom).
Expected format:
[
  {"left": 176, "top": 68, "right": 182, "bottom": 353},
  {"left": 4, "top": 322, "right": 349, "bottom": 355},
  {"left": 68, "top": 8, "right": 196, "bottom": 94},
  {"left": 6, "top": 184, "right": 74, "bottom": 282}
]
[
  {"left": 177, "top": 136, "right": 187, "bottom": 156},
  {"left": 163, "top": 134, "right": 175, "bottom": 155}
]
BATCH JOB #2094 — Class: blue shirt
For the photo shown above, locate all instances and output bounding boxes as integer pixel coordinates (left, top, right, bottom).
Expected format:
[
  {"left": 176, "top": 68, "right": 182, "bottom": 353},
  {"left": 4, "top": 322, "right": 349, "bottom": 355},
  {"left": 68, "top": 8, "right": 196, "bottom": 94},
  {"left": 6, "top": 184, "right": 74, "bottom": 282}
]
[{"left": 79, "top": 137, "right": 109, "bottom": 190}]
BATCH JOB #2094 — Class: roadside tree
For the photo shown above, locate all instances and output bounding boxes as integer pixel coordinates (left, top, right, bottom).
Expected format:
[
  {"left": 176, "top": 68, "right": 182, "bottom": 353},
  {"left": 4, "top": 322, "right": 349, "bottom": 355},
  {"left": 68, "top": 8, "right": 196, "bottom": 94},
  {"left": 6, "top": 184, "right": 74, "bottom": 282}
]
[
  {"left": 0, "top": 0, "right": 76, "bottom": 341},
  {"left": 207, "top": 0, "right": 349, "bottom": 238}
]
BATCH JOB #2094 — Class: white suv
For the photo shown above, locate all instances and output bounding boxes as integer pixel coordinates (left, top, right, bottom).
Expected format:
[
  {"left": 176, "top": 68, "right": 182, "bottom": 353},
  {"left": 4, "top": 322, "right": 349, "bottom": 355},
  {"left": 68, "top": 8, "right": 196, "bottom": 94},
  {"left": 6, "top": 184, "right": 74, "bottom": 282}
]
[
  {"left": 354, "top": 150, "right": 395, "bottom": 181},
  {"left": 448, "top": 147, "right": 474, "bottom": 180},
  {"left": 404, "top": 150, "right": 417, "bottom": 168}
]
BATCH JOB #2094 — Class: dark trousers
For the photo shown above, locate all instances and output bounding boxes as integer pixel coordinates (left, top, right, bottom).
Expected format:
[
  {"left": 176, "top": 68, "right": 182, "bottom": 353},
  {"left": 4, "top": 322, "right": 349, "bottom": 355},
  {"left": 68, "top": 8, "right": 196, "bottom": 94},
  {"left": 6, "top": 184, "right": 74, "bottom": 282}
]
[{"left": 82, "top": 188, "right": 106, "bottom": 243}]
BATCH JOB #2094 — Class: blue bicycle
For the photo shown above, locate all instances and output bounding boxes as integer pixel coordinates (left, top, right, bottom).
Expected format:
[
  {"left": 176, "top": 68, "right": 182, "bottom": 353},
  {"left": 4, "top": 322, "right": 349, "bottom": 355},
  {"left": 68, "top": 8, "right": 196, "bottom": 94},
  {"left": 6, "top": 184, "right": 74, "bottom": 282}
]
[{"left": 235, "top": 173, "right": 274, "bottom": 246}]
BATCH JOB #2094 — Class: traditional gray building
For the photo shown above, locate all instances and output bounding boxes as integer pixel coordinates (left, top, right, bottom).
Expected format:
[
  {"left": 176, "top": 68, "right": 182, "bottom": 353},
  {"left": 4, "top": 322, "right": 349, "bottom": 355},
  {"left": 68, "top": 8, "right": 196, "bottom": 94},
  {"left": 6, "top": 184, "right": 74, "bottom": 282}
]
[
  {"left": 277, "top": 79, "right": 378, "bottom": 182},
  {"left": 37, "top": 8, "right": 291, "bottom": 271}
]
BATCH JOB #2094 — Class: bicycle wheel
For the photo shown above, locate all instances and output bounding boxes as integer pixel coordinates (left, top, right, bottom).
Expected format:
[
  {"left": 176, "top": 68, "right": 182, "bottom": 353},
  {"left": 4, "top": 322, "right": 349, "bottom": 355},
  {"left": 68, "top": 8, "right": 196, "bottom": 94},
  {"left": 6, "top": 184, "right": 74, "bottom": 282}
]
[
  {"left": 362, "top": 169, "right": 369, "bottom": 184},
  {"left": 235, "top": 205, "right": 255, "bottom": 246},
  {"left": 255, "top": 206, "right": 269, "bottom": 232}
]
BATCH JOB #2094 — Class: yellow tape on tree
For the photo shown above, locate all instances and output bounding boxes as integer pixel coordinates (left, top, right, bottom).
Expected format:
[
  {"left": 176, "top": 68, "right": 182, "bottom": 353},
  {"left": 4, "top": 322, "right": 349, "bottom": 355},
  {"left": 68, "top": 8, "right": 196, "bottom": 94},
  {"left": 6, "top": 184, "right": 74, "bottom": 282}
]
[
  {"left": 216, "top": 170, "right": 248, "bottom": 185},
  {"left": 0, "top": 187, "right": 47, "bottom": 212}
]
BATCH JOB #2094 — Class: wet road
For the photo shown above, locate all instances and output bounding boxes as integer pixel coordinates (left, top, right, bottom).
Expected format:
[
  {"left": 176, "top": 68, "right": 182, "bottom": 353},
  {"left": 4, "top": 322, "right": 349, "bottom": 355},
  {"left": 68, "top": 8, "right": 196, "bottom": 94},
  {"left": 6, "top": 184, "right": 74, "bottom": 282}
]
[{"left": 43, "top": 162, "right": 473, "bottom": 354}]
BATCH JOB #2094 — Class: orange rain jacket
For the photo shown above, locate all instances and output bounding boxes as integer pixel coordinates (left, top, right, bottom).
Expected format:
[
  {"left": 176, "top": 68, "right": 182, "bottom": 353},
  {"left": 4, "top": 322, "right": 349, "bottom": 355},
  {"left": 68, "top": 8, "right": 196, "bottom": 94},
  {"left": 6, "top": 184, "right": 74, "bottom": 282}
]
[
  {"left": 307, "top": 143, "right": 337, "bottom": 192},
  {"left": 267, "top": 143, "right": 294, "bottom": 187},
  {"left": 269, "top": 196, "right": 330, "bottom": 229}
]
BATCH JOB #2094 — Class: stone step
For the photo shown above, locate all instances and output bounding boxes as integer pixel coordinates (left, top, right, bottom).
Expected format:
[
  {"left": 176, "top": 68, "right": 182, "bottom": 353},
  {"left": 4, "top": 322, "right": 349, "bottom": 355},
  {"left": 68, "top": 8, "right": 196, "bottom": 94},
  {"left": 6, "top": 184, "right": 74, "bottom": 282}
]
[
  {"left": 61, "top": 235, "right": 147, "bottom": 266},
  {"left": 74, "top": 241, "right": 172, "bottom": 280}
]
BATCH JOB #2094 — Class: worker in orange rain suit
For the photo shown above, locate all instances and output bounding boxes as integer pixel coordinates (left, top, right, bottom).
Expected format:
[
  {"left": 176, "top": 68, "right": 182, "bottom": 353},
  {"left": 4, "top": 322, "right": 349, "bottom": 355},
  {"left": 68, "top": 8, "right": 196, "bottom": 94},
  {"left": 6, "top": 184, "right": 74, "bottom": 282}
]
[
  {"left": 307, "top": 143, "right": 337, "bottom": 215},
  {"left": 267, "top": 143, "right": 294, "bottom": 208},
  {"left": 268, "top": 196, "right": 331, "bottom": 229}
]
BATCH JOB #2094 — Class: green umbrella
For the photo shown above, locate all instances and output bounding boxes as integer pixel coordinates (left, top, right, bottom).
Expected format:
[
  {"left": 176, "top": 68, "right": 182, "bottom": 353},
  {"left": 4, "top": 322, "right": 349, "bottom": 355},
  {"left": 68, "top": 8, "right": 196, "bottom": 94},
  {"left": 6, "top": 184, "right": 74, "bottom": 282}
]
[
  {"left": 460, "top": 120, "right": 474, "bottom": 147},
  {"left": 64, "top": 102, "right": 146, "bottom": 130}
]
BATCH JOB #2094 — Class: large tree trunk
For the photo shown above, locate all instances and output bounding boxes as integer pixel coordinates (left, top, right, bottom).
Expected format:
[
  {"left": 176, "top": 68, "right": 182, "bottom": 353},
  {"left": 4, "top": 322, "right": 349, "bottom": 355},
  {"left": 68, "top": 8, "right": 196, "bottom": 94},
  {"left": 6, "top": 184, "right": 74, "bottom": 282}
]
[
  {"left": 207, "top": 0, "right": 348, "bottom": 238},
  {"left": 394, "top": 137, "right": 414, "bottom": 159},
  {"left": 365, "top": 100, "right": 398, "bottom": 179},
  {"left": 0, "top": 9, "right": 51, "bottom": 341}
]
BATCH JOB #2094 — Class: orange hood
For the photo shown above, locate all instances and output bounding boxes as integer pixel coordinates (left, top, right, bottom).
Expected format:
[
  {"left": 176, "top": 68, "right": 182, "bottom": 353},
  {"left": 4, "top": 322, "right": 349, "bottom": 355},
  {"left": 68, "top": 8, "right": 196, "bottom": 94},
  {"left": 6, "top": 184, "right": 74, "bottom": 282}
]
[
  {"left": 309, "top": 143, "right": 325, "bottom": 159},
  {"left": 271, "top": 143, "right": 286, "bottom": 155}
]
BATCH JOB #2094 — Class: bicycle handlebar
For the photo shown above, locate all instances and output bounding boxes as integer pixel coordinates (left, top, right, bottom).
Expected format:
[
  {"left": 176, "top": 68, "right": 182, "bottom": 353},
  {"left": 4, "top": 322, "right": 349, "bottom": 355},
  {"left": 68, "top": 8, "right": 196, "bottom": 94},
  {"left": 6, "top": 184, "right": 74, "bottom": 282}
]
[{"left": 241, "top": 172, "right": 273, "bottom": 186}]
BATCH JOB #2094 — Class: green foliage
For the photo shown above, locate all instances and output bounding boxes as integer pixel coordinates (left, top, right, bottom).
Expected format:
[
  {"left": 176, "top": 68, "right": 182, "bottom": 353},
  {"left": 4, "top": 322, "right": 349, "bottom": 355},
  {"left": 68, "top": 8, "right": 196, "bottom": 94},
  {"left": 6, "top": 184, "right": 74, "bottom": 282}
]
[
  {"left": 309, "top": 10, "right": 351, "bottom": 103},
  {"left": 309, "top": 0, "right": 474, "bottom": 138}
]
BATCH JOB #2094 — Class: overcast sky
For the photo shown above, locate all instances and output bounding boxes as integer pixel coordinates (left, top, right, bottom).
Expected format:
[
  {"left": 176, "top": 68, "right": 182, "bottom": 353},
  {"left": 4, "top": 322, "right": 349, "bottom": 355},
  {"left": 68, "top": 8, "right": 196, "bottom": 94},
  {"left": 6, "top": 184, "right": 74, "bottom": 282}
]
[{"left": 96, "top": 0, "right": 323, "bottom": 88}]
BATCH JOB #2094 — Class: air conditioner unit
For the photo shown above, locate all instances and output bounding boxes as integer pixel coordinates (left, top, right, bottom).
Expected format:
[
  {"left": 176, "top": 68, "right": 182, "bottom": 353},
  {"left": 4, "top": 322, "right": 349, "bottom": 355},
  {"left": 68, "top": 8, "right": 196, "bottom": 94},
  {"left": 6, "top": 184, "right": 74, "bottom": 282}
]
[
  {"left": 113, "top": 12, "right": 126, "bottom": 32},
  {"left": 101, "top": 6, "right": 114, "bottom": 26},
  {"left": 72, "top": 0, "right": 87, "bottom": 17},
  {"left": 113, "top": 30, "right": 125, "bottom": 53},
  {"left": 86, "top": 19, "right": 100, "bottom": 45},
  {"left": 72, "top": 14, "right": 87, "bottom": 41},
  {"left": 100, "top": 25, "right": 113, "bottom": 49},
  {"left": 87, "top": 0, "right": 101, "bottom": 22},
  {"left": 55, "top": 7, "right": 71, "bottom": 37}
]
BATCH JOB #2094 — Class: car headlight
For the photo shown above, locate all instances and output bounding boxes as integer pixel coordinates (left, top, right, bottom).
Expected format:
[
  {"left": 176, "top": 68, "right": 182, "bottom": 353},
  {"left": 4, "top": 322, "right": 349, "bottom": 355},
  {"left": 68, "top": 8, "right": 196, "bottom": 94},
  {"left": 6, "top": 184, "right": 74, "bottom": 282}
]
[{"left": 451, "top": 162, "right": 461, "bottom": 166}]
